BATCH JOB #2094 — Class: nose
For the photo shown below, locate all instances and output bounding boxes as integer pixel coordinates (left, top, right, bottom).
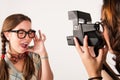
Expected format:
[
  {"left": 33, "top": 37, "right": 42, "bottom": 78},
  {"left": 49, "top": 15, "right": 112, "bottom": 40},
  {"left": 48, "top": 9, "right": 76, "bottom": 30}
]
[{"left": 24, "top": 34, "right": 31, "bottom": 40}]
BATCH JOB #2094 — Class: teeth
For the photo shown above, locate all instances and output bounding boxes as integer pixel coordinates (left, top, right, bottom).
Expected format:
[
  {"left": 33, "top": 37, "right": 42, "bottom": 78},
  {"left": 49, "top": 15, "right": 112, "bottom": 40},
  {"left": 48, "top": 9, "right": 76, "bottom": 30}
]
[
  {"left": 23, "top": 42, "right": 28, "bottom": 45},
  {"left": 21, "top": 42, "right": 29, "bottom": 48}
]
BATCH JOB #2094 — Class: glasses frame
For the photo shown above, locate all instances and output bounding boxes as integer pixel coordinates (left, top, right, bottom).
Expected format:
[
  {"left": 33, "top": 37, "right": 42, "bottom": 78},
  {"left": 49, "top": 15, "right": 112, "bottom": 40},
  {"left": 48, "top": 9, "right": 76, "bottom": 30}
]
[
  {"left": 95, "top": 21, "right": 105, "bottom": 33},
  {"left": 9, "top": 29, "right": 36, "bottom": 39}
]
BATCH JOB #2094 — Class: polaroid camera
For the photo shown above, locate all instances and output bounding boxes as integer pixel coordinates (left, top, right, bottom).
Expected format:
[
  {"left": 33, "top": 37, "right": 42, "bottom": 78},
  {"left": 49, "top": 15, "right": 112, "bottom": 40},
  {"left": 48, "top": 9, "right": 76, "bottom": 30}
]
[{"left": 66, "top": 10, "right": 105, "bottom": 56}]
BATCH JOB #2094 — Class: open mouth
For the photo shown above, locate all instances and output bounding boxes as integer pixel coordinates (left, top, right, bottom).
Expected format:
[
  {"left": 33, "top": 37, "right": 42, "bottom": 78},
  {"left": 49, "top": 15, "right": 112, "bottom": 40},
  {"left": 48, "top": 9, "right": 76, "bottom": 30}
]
[{"left": 20, "top": 42, "right": 29, "bottom": 49}]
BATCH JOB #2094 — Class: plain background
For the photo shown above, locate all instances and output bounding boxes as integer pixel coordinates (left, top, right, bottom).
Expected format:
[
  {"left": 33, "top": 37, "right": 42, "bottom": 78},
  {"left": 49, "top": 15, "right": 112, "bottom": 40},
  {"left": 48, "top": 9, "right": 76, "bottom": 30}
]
[{"left": 0, "top": 0, "right": 103, "bottom": 80}]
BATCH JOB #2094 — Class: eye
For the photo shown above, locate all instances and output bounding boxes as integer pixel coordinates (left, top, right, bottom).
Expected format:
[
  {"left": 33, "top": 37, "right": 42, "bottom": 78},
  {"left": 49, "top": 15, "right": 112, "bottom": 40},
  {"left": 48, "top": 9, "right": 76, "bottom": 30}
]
[
  {"left": 18, "top": 30, "right": 25, "bottom": 34},
  {"left": 28, "top": 30, "right": 36, "bottom": 38},
  {"left": 29, "top": 30, "right": 35, "bottom": 34}
]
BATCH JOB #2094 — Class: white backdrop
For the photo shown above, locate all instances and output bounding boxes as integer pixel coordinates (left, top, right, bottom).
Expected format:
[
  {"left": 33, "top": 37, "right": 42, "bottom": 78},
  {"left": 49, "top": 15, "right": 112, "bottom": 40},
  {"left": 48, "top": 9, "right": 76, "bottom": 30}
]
[{"left": 0, "top": 0, "right": 103, "bottom": 80}]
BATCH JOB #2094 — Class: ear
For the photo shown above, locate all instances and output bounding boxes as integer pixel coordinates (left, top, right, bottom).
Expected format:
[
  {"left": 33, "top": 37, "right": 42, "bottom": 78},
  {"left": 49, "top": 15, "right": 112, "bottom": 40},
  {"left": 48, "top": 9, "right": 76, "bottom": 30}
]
[{"left": 3, "top": 32, "right": 10, "bottom": 41}]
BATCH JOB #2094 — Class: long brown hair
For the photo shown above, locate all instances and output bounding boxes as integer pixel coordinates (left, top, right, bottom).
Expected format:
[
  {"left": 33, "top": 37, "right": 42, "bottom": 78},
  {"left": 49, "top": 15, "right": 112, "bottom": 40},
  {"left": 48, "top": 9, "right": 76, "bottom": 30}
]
[
  {"left": 0, "top": 14, "right": 35, "bottom": 80},
  {"left": 102, "top": 0, "right": 120, "bottom": 73}
]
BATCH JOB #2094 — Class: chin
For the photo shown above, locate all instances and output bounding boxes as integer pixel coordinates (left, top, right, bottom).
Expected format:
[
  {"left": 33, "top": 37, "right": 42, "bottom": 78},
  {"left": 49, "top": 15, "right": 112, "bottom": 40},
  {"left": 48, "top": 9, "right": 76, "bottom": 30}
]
[
  {"left": 19, "top": 49, "right": 27, "bottom": 53},
  {"left": 20, "top": 48, "right": 27, "bottom": 53}
]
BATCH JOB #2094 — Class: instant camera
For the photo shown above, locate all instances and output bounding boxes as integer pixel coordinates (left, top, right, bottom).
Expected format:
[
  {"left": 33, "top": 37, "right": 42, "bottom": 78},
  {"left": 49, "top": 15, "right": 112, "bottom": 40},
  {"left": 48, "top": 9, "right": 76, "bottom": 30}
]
[{"left": 67, "top": 10, "right": 105, "bottom": 56}]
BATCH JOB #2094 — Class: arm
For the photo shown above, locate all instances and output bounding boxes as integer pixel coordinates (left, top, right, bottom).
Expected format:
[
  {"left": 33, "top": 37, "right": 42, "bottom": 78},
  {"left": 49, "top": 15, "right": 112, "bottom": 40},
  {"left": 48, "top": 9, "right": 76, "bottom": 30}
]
[
  {"left": 40, "top": 53, "right": 53, "bottom": 80},
  {"left": 27, "top": 30, "right": 53, "bottom": 80},
  {"left": 74, "top": 35, "right": 108, "bottom": 79}
]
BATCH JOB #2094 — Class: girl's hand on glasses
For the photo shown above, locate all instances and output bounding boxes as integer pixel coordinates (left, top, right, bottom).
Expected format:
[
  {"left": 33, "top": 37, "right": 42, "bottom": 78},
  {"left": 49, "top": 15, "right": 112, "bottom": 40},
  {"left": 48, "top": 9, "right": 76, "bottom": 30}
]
[{"left": 27, "top": 30, "right": 48, "bottom": 56}]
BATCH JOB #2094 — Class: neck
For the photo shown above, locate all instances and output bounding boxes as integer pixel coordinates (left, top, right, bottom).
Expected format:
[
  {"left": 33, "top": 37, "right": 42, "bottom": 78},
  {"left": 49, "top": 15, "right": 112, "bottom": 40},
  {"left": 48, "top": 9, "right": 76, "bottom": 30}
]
[{"left": 7, "top": 51, "right": 28, "bottom": 64}]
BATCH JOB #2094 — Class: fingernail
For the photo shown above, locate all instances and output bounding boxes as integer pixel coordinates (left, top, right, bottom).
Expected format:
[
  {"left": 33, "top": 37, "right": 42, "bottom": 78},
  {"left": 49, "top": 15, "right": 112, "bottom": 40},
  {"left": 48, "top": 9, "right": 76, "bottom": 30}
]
[
  {"left": 85, "top": 35, "right": 87, "bottom": 38},
  {"left": 73, "top": 37, "right": 76, "bottom": 40}
]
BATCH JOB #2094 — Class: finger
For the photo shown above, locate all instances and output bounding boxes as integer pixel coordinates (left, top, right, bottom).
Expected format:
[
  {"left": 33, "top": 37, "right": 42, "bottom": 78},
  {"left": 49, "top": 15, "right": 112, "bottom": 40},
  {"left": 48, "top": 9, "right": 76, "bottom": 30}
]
[
  {"left": 38, "top": 30, "right": 42, "bottom": 39},
  {"left": 103, "top": 45, "right": 108, "bottom": 60},
  {"left": 89, "top": 47, "right": 96, "bottom": 57},
  {"left": 35, "top": 33, "right": 39, "bottom": 40},
  {"left": 97, "top": 48, "right": 104, "bottom": 62},
  {"left": 83, "top": 35, "right": 89, "bottom": 54},
  {"left": 97, "top": 46, "right": 108, "bottom": 62},
  {"left": 33, "top": 34, "right": 38, "bottom": 43},
  {"left": 41, "top": 34, "right": 46, "bottom": 41},
  {"left": 74, "top": 37, "right": 84, "bottom": 56}
]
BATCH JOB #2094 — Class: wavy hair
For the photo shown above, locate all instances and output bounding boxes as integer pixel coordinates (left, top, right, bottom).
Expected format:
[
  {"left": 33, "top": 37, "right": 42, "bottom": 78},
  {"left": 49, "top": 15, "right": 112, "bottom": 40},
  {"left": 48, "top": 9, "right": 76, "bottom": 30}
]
[{"left": 101, "top": 0, "right": 120, "bottom": 73}]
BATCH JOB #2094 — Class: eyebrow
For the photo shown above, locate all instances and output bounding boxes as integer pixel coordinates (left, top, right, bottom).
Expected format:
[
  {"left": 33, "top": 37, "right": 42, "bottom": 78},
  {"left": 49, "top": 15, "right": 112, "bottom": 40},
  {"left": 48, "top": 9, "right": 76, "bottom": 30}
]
[{"left": 12, "top": 29, "right": 33, "bottom": 31}]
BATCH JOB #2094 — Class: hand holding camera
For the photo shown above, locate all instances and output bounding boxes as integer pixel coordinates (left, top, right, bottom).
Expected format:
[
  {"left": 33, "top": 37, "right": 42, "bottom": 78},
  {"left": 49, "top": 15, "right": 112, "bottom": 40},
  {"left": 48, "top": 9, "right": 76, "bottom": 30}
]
[{"left": 67, "top": 10, "right": 106, "bottom": 56}]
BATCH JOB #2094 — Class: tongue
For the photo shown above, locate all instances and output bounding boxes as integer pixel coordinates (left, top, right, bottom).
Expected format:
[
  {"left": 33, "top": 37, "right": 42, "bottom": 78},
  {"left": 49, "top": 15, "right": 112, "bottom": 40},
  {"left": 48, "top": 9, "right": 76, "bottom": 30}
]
[{"left": 21, "top": 44, "right": 28, "bottom": 48}]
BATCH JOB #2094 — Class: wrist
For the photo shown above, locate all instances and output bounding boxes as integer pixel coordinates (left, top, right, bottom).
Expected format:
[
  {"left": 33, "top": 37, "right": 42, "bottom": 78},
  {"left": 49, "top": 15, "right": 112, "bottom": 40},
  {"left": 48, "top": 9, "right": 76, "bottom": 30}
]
[
  {"left": 88, "top": 71, "right": 101, "bottom": 78},
  {"left": 38, "top": 51, "right": 48, "bottom": 56},
  {"left": 88, "top": 76, "right": 103, "bottom": 80},
  {"left": 40, "top": 56, "right": 48, "bottom": 60}
]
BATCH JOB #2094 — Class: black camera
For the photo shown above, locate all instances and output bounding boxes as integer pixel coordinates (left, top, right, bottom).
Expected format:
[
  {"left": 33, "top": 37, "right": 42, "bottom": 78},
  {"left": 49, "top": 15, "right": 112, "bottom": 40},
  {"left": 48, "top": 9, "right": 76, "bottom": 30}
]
[{"left": 67, "top": 10, "right": 105, "bottom": 56}]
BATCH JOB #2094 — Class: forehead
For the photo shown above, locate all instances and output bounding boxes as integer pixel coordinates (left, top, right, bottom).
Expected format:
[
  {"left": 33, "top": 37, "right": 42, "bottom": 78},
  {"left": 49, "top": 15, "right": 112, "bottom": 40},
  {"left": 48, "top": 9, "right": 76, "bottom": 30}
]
[{"left": 13, "top": 21, "right": 31, "bottom": 30}]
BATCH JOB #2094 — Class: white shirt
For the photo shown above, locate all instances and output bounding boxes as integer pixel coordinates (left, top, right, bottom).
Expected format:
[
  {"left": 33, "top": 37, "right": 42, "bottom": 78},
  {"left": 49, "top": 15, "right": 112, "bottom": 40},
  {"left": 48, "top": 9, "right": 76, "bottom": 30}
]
[{"left": 106, "top": 51, "right": 120, "bottom": 76}]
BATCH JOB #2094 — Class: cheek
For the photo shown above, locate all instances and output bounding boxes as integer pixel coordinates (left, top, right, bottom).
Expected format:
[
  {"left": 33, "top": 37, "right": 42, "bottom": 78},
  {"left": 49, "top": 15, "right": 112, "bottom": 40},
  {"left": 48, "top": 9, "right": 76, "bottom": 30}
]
[
  {"left": 103, "top": 28, "right": 109, "bottom": 44},
  {"left": 9, "top": 34, "right": 19, "bottom": 42},
  {"left": 9, "top": 35, "right": 20, "bottom": 47}
]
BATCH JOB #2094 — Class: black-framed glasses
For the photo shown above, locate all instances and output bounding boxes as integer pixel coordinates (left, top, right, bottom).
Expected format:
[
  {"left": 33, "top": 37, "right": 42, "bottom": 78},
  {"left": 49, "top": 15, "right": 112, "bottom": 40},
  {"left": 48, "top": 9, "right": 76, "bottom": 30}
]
[
  {"left": 99, "top": 22, "right": 104, "bottom": 32},
  {"left": 9, "top": 29, "right": 36, "bottom": 39},
  {"left": 99, "top": 19, "right": 108, "bottom": 32},
  {"left": 95, "top": 21, "right": 106, "bottom": 33}
]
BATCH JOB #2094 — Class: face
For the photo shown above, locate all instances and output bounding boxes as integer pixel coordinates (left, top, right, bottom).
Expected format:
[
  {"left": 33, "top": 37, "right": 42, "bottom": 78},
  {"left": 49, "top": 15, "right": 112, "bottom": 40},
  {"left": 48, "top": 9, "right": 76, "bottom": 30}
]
[
  {"left": 6, "top": 21, "right": 34, "bottom": 54},
  {"left": 101, "top": 17, "right": 111, "bottom": 50}
]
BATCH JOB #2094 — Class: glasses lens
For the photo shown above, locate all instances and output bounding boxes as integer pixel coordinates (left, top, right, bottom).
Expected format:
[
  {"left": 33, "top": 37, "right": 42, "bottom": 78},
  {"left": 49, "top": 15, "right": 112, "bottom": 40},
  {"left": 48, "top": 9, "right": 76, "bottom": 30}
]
[
  {"left": 17, "top": 30, "right": 26, "bottom": 39},
  {"left": 28, "top": 30, "right": 35, "bottom": 38}
]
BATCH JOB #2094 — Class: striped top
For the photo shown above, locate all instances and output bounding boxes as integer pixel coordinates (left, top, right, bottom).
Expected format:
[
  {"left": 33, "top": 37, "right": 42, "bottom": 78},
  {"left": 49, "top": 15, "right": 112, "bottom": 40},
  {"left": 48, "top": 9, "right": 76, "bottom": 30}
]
[{"left": 5, "top": 52, "right": 41, "bottom": 80}]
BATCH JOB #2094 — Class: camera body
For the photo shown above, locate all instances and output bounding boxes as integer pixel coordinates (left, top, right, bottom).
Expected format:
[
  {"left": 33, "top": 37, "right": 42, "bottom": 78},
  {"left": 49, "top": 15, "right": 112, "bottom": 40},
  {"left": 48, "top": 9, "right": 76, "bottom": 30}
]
[{"left": 67, "top": 11, "right": 105, "bottom": 56}]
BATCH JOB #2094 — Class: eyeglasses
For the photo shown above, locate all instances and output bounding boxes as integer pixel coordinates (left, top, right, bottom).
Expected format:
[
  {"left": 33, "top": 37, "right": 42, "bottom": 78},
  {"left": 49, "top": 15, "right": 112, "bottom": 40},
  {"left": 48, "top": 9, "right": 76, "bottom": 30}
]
[
  {"left": 100, "top": 20, "right": 108, "bottom": 32},
  {"left": 94, "top": 22, "right": 104, "bottom": 33},
  {"left": 99, "top": 22, "right": 104, "bottom": 32},
  {"left": 98, "top": 19, "right": 108, "bottom": 32},
  {"left": 95, "top": 21, "right": 106, "bottom": 33},
  {"left": 9, "top": 29, "right": 36, "bottom": 39}
]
